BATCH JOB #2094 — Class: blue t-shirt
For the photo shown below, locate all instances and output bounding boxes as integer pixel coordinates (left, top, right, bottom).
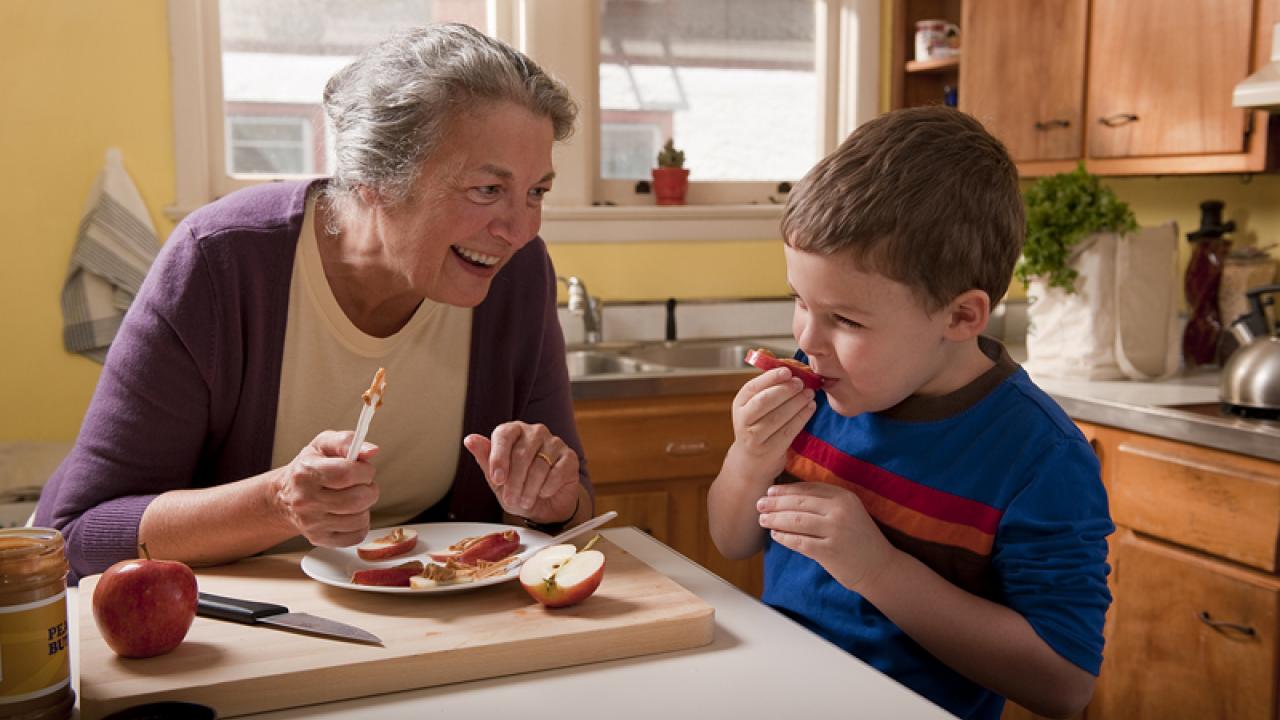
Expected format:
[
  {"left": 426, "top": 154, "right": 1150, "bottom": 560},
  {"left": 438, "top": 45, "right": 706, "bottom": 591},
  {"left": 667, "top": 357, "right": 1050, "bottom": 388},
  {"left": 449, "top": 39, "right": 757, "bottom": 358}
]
[{"left": 763, "top": 340, "right": 1113, "bottom": 720}]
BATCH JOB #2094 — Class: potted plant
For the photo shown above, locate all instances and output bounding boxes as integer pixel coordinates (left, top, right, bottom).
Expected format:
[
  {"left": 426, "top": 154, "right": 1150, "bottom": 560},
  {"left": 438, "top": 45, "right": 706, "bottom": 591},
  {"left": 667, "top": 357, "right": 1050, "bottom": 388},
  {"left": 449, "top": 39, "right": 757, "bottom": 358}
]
[
  {"left": 1018, "top": 163, "right": 1161, "bottom": 380},
  {"left": 651, "top": 139, "right": 689, "bottom": 206},
  {"left": 1016, "top": 163, "right": 1137, "bottom": 292}
]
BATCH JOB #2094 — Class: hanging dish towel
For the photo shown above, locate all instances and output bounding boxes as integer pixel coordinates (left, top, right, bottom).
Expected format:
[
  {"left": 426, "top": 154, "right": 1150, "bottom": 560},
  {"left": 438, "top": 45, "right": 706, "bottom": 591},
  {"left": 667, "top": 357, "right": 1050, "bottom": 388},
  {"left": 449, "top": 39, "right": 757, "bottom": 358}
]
[{"left": 62, "top": 148, "right": 159, "bottom": 363}]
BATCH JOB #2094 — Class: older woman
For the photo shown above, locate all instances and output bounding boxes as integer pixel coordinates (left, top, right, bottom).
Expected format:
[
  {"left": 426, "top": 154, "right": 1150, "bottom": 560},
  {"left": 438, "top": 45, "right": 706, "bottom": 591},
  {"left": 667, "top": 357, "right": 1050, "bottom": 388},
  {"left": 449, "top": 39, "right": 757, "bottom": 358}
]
[{"left": 36, "top": 24, "right": 591, "bottom": 583}]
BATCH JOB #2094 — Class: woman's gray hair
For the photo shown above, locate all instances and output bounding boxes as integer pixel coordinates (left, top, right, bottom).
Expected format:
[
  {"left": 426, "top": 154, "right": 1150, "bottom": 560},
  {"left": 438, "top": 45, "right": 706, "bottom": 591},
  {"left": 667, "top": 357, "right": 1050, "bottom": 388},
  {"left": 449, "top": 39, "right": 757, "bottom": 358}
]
[{"left": 320, "top": 23, "right": 577, "bottom": 218}]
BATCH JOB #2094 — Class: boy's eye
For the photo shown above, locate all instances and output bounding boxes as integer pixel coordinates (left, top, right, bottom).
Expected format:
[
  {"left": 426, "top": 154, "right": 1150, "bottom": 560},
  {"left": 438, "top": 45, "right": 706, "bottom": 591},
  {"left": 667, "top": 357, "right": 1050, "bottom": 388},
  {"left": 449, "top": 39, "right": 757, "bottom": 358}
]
[
  {"left": 833, "top": 314, "right": 863, "bottom": 329},
  {"left": 790, "top": 293, "right": 807, "bottom": 310}
]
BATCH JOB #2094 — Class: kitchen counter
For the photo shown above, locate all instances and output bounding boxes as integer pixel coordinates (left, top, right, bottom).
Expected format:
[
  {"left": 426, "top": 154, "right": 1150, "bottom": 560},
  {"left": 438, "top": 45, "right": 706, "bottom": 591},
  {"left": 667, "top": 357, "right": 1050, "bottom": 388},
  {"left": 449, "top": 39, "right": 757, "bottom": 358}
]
[
  {"left": 69, "top": 528, "right": 953, "bottom": 720},
  {"left": 1014, "top": 348, "right": 1280, "bottom": 464}
]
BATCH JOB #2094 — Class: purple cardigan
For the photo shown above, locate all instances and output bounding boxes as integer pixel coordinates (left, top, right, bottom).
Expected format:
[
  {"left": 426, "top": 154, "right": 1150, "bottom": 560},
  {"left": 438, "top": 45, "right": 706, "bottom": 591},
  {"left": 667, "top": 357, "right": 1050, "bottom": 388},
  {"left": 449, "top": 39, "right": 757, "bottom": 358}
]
[{"left": 36, "top": 180, "right": 589, "bottom": 583}]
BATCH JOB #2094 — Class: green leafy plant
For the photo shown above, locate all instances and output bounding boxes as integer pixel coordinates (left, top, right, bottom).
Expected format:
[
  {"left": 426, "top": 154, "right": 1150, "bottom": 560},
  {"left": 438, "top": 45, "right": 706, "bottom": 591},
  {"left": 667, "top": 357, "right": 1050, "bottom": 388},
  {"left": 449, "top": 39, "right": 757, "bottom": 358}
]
[
  {"left": 1016, "top": 163, "right": 1137, "bottom": 292},
  {"left": 656, "top": 138, "right": 685, "bottom": 169}
]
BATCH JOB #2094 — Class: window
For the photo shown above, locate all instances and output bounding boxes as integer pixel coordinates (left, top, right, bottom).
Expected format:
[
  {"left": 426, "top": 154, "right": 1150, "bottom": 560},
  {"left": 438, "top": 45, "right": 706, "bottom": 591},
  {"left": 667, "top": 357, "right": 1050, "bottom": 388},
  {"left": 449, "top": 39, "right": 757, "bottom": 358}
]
[
  {"left": 226, "top": 114, "right": 316, "bottom": 175},
  {"left": 598, "top": 0, "right": 819, "bottom": 182},
  {"left": 168, "top": 0, "right": 878, "bottom": 237}
]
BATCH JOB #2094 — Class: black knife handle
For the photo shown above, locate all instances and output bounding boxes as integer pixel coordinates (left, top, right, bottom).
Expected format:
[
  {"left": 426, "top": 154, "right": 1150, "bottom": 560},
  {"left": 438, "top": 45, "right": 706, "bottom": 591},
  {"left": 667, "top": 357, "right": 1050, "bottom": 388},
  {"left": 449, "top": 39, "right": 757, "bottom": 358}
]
[{"left": 197, "top": 592, "right": 288, "bottom": 623}]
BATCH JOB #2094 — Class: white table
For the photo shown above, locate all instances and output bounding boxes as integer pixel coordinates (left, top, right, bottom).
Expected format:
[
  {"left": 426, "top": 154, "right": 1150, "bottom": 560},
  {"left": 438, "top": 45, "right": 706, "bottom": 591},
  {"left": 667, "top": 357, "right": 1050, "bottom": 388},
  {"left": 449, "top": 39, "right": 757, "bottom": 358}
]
[{"left": 72, "top": 527, "right": 953, "bottom": 719}]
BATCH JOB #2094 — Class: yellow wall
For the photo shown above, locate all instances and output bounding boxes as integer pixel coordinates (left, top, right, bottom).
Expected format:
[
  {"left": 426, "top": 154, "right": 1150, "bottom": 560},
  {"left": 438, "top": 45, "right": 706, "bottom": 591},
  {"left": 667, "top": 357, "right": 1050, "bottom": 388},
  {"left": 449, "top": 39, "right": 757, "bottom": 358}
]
[
  {"left": 1, "top": 1, "right": 175, "bottom": 442},
  {"left": 4, "top": 1, "right": 1279, "bottom": 443}
]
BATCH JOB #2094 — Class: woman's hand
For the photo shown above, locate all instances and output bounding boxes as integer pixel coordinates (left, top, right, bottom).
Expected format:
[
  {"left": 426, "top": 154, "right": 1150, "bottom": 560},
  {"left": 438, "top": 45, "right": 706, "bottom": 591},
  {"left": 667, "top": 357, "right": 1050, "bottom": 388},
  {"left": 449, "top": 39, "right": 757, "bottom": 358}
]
[
  {"left": 464, "top": 422, "right": 580, "bottom": 524},
  {"left": 272, "top": 430, "right": 380, "bottom": 548},
  {"left": 729, "top": 367, "right": 817, "bottom": 478},
  {"left": 756, "top": 481, "right": 899, "bottom": 591}
]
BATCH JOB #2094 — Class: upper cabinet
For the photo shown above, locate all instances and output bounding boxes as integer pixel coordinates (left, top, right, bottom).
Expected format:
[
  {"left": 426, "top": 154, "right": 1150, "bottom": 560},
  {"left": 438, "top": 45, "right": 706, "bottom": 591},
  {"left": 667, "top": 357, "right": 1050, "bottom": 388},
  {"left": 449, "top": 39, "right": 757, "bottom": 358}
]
[
  {"left": 894, "top": 0, "right": 1280, "bottom": 176},
  {"left": 958, "top": 0, "right": 1088, "bottom": 164}
]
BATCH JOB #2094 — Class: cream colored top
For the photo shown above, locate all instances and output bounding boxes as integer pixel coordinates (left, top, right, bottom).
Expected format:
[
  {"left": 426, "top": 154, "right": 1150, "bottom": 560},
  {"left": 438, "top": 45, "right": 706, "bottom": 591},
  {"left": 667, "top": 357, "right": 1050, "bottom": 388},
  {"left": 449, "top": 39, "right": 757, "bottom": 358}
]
[{"left": 271, "top": 191, "right": 472, "bottom": 534}]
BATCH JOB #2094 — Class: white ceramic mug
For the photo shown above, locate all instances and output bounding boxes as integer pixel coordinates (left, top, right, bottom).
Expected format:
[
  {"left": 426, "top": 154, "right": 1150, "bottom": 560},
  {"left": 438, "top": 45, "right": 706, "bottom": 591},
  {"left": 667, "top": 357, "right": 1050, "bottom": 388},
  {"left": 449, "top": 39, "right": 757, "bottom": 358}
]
[{"left": 915, "top": 19, "right": 960, "bottom": 62}]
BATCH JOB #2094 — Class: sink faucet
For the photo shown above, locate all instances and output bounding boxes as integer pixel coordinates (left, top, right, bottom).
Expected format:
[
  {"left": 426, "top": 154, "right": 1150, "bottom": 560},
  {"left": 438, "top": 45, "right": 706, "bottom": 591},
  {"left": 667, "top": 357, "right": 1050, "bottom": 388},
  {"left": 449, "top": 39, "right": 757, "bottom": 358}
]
[{"left": 558, "top": 275, "right": 603, "bottom": 344}]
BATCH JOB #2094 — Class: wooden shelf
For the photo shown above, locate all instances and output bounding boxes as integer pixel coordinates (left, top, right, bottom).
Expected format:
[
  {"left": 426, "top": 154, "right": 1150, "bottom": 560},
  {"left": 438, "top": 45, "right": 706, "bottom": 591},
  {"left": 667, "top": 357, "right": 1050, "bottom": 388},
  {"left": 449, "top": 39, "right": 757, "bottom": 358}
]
[{"left": 905, "top": 56, "right": 960, "bottom": 73}]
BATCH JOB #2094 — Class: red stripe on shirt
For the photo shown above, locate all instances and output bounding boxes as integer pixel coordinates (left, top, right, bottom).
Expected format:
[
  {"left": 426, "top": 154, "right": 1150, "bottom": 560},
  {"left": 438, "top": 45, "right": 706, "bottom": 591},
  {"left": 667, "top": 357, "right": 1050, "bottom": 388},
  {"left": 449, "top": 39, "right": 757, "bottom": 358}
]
[{"left": 789, "top": 430, "right": 1003, "bottom": 533}]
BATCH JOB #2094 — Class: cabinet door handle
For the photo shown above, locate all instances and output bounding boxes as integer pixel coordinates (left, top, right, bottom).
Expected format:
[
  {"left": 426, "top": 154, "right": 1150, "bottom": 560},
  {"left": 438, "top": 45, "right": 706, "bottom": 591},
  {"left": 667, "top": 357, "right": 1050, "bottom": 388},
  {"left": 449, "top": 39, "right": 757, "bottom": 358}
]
[
  {"left": 1198, "top": 611, "right": 1256, "bottom": 637},
  {"left": 665, "top": 440, "right": 709, "bottom": 456},
  {"left": 1098, "top": 113, "right": 1139, "bottom": 127},
  {"left": 1034, "top": 119, "right": 1070, "bottom": 130}
]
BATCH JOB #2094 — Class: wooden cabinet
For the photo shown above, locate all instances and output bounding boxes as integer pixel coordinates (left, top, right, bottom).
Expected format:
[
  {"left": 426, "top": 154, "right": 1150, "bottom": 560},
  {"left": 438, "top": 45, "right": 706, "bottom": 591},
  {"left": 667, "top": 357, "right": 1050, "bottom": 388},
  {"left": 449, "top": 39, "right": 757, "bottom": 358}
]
[
  {"left": 1075, "top": 420, "right": 1280, "bottom": 720},
  {"left": 959, "top": 0, "right": 1088, "bottom": 164},
  {"left": 574, "top": 392, "right": 763, "bottom": 596},
  {"left": 1087, "top": 0, "right": 1255, "bottom": 160},
  {"left": 1102, "top": 529, "right": 1279, "bottom": 719},
  {"left": 893, "top": 0, "right": 1279, "bottom": 176}
]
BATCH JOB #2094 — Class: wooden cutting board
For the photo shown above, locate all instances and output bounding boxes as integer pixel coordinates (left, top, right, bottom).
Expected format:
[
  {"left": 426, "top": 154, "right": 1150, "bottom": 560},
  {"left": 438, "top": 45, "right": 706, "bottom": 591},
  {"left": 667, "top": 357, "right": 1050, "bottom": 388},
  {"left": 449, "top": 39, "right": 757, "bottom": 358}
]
[{"left": 77, "top": 538, "right": 714, "bottom": 719}]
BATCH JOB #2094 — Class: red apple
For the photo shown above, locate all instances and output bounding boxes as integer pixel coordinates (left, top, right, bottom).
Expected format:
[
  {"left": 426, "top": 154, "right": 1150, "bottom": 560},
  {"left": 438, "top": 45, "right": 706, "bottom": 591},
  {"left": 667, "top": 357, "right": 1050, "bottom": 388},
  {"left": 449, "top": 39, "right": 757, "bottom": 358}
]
[
  {"left": 519, "top": 543, "right": 605, "bottom": 608},
  {"left": 356, "top": 527, "right": 419, "bottom": 561},
  {"left": 92, "top": 545, "right": 197, "bottom": 659}
]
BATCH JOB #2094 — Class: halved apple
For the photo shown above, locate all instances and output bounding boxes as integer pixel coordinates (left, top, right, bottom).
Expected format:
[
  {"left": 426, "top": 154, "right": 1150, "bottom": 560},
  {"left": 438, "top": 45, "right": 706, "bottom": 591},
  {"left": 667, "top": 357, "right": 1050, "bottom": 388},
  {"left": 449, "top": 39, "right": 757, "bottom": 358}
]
[
  {"left": 519, "top": 543, "right": 606, "bottom": 608},
  {"left": 356, "top": 527, "right": 419, "bottom": 561}
]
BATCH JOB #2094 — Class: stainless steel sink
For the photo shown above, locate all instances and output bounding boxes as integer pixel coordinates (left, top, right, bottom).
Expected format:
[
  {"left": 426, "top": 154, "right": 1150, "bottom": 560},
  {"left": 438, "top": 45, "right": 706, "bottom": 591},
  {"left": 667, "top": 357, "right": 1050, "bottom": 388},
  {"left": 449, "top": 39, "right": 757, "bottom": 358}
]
[
  {"left": 621, "top": 341, "right": 784, "bottom": 370},
  {"left": 565, "top": 350, "right": 670, "bottom": 378}
]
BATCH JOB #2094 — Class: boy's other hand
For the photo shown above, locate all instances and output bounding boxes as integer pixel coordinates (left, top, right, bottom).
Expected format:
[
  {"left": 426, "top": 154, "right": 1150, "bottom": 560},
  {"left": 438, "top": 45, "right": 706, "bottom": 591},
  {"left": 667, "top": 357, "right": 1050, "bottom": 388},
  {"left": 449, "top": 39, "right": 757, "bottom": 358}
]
[
  {"left": 730, "top": 367, "right": 817, "bottom": 476},
  {"left": 757, "top": 481, "right": 898, "bottom": 592}
]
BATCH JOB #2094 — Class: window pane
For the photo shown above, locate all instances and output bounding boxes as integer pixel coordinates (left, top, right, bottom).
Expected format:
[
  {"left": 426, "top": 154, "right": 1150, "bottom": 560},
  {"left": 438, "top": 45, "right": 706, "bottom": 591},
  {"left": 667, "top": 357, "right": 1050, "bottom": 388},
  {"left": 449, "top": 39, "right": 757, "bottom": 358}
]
[
  {"left": 219, "top": 0, "right": 488, "bottom": 177},
  {"left": 599, "top": 0, "right": 817, "bottom": 181}
]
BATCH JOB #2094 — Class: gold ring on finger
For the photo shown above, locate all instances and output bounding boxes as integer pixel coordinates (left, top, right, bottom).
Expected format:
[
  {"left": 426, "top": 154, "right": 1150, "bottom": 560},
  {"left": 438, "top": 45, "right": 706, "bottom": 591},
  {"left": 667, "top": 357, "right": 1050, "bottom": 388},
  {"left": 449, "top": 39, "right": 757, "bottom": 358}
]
[{"left": 535, "top": 451, "right": 555, "bottom": 466}]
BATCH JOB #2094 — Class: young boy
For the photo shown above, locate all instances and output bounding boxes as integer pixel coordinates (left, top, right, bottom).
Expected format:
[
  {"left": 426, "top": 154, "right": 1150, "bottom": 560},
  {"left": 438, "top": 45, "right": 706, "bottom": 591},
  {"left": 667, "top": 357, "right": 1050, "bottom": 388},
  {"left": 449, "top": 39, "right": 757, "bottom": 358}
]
[{"left": 708, "top": 106, "right": 1112, "bottom": 720}]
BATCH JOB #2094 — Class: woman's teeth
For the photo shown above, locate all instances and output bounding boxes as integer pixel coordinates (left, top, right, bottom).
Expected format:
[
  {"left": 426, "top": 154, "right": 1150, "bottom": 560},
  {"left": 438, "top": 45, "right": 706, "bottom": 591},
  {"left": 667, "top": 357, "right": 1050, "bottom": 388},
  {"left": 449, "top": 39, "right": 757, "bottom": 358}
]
[{"left": 452, "top": 245, "right": 500, "bottom": 267}]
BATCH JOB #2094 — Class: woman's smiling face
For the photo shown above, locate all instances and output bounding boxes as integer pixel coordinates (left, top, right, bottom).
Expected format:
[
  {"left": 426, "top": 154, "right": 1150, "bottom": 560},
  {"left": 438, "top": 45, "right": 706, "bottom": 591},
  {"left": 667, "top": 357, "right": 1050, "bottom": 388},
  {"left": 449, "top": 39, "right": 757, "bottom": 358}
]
[
  {"left": 785, "top": 245, "right": 957, "bottom": 417},
  {"left": 379, "top": 100, "right": 556, "bottom": 308}
]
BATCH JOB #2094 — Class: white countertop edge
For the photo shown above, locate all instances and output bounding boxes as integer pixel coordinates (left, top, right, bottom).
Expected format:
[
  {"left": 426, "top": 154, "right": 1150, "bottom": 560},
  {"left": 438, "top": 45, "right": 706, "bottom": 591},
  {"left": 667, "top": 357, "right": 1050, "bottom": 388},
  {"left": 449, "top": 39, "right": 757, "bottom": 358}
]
[{"left": 71, "top": 528, "right": 952, "bottom": 719}]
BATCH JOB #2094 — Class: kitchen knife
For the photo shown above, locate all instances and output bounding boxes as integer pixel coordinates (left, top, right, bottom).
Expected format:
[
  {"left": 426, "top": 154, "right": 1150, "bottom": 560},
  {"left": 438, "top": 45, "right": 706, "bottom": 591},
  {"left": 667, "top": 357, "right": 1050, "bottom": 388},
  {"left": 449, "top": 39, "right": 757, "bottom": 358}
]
[{"left": 197, "top": 592, "right": 383, "bottom": 646}]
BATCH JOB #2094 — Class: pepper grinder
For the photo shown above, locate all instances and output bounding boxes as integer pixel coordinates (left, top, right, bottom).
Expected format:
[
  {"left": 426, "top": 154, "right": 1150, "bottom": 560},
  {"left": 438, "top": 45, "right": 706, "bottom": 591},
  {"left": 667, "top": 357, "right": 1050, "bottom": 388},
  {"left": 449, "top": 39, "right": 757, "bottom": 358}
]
[{"left": 1182, "top": 200, "right": 1235, "bottom": 368}]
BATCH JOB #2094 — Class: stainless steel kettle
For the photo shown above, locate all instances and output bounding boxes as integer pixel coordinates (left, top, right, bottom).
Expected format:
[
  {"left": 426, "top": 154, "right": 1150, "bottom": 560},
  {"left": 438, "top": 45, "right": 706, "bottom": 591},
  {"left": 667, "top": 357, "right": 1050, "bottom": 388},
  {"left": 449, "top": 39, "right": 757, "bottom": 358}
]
[{"left": 1222, "top": 284, "right": 1280, "bottom": 418}]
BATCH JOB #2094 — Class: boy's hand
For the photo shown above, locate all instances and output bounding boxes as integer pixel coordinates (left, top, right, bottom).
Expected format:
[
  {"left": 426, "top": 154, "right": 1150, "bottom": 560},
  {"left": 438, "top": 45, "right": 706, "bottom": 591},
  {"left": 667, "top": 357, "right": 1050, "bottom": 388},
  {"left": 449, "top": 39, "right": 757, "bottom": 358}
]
[
  {"left": 757, "top": 481, "right": 899, "bottom": 591},
  {"left": 729, "top": 367, "right": 817, "bottom": 477}
]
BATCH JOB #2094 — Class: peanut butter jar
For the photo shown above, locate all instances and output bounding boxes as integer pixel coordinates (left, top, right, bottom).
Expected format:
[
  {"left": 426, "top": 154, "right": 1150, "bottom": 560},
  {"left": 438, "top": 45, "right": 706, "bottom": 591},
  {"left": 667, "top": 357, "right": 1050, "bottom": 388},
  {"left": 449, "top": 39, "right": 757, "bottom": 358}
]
[{"left": 0, "top": 528, "right": 73, "bottom": 720}]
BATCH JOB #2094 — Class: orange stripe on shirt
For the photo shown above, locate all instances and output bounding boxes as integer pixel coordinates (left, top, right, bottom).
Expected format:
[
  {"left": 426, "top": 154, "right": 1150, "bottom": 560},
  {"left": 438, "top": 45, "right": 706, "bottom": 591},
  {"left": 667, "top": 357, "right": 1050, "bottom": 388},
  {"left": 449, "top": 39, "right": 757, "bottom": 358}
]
[{"left": 786, "top": 452, "right": 995, "bottom": 556}]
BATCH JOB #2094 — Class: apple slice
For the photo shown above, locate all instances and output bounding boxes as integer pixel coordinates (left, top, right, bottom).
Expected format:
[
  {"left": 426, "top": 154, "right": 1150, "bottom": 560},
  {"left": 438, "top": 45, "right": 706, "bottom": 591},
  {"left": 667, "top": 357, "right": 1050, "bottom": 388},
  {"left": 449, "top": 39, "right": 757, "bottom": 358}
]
[
  {"left": 356, "top": 527, "right": 419, "bottom": 561},
  {"left": 429, "top": 530, "right": 520, "bottom": 565},
  {"left": 351, "top": 560, "right": 425, "bottom": 587},
  {"left": 519, "top": 542, "right": 606, "bottom": 608},
  {"left": 744, "top": 348, "right": 824, "bottom": 390}
]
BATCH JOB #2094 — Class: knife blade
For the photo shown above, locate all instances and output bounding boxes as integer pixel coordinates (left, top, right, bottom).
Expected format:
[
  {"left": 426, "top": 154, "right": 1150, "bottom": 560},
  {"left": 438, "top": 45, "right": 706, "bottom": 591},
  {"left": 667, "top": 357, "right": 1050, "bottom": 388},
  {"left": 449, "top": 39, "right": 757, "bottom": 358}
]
[{"left": 197, "top": 592, "right": 382, "bottom": 646}]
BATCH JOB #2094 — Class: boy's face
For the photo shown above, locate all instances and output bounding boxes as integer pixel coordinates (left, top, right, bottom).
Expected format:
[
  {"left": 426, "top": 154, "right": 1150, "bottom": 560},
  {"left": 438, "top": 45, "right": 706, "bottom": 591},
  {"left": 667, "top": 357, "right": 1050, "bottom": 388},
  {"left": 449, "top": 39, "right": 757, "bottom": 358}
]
[{"left": 785, "top": 245, "right": 957, "bottom": 417}]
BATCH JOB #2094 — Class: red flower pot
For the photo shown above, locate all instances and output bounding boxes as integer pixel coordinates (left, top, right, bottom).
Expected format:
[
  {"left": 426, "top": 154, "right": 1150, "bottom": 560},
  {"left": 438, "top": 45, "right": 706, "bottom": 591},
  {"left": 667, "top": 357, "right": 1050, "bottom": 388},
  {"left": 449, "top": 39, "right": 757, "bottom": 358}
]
[{"left": 651, "top": 167, "right": 690, "bottom": 206}]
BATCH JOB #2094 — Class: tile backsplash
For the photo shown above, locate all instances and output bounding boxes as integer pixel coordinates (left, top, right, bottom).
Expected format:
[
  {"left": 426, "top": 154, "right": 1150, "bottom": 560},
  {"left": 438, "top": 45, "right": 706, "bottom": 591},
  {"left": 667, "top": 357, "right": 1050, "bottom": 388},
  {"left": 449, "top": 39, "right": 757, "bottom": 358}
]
[
  {"left": 558, "top": 299, "right": 794, "bottom": 345},
  {"left": 559, "top": 298, "right": 1025, "bottom": 346}
]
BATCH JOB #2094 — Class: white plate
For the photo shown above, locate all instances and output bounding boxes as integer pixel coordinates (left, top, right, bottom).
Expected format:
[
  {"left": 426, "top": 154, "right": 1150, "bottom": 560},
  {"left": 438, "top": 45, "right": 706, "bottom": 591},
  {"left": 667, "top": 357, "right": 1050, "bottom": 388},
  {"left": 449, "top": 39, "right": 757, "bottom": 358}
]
[{"left": 300, "top": 522, "right": 553, "bottom": 595}]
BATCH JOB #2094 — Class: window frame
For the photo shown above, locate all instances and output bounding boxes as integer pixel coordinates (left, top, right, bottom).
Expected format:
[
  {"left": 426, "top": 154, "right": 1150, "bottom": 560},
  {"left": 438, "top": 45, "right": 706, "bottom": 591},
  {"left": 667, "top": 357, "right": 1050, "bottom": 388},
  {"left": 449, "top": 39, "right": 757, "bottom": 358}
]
[{"left": 167, "top": 0, "right": 879, "bottom": 241}]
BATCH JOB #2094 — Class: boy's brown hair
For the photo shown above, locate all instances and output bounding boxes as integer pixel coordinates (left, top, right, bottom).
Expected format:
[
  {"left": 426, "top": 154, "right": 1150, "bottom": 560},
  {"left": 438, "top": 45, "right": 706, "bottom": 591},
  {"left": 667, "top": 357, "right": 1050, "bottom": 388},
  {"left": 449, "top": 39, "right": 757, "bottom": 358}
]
[{"left": 781, "top": 106, "right": 1023, "bottom": 312}]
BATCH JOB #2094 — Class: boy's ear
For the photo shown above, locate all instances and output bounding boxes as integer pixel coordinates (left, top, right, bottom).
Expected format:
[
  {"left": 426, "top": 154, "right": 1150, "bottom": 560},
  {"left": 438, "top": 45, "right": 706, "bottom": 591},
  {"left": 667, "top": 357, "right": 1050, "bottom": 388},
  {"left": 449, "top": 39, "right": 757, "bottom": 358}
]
[{"left": 941, "top": 289, "right": 991, "bottom": 341}]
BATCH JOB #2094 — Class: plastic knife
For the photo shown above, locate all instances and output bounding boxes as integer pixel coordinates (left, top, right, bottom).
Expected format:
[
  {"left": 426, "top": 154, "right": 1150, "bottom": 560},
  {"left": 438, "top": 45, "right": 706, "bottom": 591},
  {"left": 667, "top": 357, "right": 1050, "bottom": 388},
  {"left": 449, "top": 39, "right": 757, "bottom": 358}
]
[{"left": 197, "top": 592, "right": 382, "bottom": 646}]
